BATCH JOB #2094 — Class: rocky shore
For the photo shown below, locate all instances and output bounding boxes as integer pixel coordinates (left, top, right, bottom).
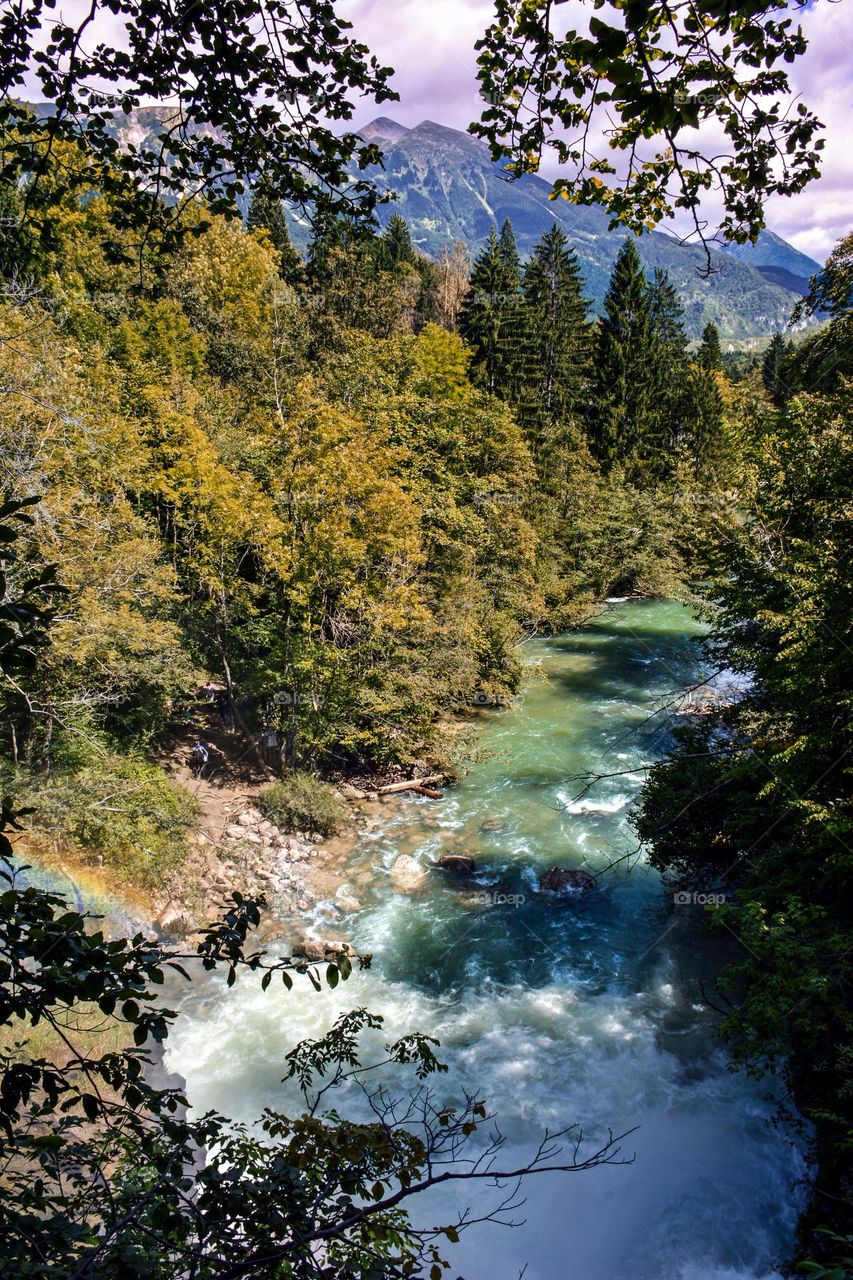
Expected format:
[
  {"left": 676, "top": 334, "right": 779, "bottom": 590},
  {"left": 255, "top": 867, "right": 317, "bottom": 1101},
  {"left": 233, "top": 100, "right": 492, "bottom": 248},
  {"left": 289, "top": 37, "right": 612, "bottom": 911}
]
[{"left": 154, "top": 801, "right": 339, "bottom": 938}]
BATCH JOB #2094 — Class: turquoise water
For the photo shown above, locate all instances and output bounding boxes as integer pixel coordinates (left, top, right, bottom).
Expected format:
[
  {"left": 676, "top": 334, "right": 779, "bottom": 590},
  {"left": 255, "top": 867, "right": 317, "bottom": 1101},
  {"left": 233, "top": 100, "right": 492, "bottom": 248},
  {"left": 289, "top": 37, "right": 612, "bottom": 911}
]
[{"left": 167, "top": 601, "right": 807, "bottom": 1279}]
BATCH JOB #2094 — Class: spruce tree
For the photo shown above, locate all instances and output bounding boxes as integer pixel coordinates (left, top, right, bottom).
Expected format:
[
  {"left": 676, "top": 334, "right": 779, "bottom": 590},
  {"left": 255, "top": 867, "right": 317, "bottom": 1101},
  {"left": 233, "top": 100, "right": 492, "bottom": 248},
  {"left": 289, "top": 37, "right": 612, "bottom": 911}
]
[
  {"left": 590, "top": 238, "right": 655, "bottom": 474},
  {"left": 647, "top": 268, "right": 690, "bottom": 474},
  {"left": 458, "top": 225, "right": 523, "bottom": 397},
  {"left": 497, "top": 218, "right": 525, "bottom": 398},
  {"left": 247, "top": 179, "right": 303, "bottom": 284},
  {"left": 520, "top": 225, "right": 591, "bottom": 451},
  {"left": 762, "top": 332, "right": 788, "bottom": 405},
  {"left": 698, "top": 320, "right": 723, "bottom": 371},
  {"left": 689, "top": 365, "right": 727, "bottom": 484},
  {"left": 498, "top": 217, "right": 521, "bottom": 282},
  {"left": 377, "top": 213, "right": 416, "bottom": 271}
]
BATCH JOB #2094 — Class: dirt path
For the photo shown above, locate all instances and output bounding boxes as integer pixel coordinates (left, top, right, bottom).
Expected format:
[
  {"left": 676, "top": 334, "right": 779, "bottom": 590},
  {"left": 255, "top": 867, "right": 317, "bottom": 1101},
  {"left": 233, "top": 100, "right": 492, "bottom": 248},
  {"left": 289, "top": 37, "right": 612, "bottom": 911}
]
[
  {"left": 154, "top": 708, "right": 355, "bottom": 941},
  {"left": 160, "top": 709, "right": 274, "bottom": 847}
]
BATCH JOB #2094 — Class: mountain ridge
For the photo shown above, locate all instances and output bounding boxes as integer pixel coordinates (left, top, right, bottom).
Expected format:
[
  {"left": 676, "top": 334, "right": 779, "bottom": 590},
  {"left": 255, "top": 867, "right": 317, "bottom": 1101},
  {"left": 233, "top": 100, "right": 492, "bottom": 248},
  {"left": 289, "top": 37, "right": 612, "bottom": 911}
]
[{"left": 325, "top": 114, "right": 822, "bottom": 340}]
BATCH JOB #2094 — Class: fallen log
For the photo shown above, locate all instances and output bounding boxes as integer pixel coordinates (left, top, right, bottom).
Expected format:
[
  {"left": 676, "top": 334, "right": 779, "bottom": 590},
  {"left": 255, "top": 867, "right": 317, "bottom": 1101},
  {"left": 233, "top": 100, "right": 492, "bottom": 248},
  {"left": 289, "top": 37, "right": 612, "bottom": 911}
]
[
  {"left": 412, "top": 785, "right": 443, "bottom": 799},
  {"left": 375, "top": 774, "right": 443, "bottom": 796}
]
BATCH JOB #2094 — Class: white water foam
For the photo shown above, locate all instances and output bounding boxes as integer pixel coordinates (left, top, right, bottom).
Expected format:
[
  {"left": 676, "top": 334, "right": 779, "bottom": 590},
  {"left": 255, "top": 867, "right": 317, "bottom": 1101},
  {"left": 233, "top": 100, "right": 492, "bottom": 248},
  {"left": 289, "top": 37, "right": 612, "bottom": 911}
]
[{"left": 166, "top": 959, "right": 807, "bottom": 1280}]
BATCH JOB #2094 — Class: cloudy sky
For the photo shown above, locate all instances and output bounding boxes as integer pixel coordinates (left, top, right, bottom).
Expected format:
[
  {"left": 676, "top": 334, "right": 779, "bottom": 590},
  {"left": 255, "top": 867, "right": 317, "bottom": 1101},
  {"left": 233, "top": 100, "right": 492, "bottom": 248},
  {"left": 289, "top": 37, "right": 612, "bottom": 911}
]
[{"left": 344, "top": 0, "right": 852, "bottom": 263}]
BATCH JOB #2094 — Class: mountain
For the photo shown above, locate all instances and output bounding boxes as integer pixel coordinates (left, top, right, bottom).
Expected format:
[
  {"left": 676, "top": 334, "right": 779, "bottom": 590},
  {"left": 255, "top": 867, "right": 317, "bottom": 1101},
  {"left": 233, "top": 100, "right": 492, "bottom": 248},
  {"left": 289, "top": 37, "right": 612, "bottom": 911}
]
[
  {"left": 717, "top": 229, "right": 821, "bottom": 297},
  {"left": 293, "top": 116, "right": 815, "bottom": 340}
]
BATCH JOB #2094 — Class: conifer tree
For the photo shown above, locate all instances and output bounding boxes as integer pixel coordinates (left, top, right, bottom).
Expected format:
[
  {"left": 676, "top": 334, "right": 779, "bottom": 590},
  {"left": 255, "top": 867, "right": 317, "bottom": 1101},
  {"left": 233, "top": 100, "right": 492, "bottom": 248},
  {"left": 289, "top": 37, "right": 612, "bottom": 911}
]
[
  {"left": 497, "top": 218, "right": 526, "bottom": 398},
  {"left": 377, "top": 213, "right": 416, "bottom": 271},
  {"left": 247, "top": 179, "right": 303, "bottom": 285},
  {"left": 498, "top": 217, "right": 521, "bottom": 283},
  {"left": 645, "top": 269, "right": 692, "bottom": 475},
  {"left": 520, "top": 225, "right": 591, "bottom": 451},
  {"left": 458, "top": 225, "right": 523, "bottom": 396},
  {"left": 414, "top": 257, "right": 439, "bottom": 330},
  {"left": 688, "top": 365, "right": 727, "bottom": 483},
  {"left": 697, "top": 320, "right": 723, "bottom": 371},
  {"left": 589, "top": 238, "right": 655, "bottom": 473},
  {"left": 762, "top": 332, "right": 788, "bottom": 405}
]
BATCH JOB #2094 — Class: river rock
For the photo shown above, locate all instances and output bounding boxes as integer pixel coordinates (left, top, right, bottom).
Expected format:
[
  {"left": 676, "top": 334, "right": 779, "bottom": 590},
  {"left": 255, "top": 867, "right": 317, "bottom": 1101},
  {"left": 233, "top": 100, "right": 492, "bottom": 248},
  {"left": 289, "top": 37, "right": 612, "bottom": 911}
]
[
  {"left": 155, "top": 905, "right": 193, "bottom": 937},
  {"left": 538, "top": 867, "right": 597, "bottom": 896},
  {"left": 335, "top": 894, "right": 361, "bottom": 913},
  {"left": 258, "top": 820, "right": 274, "bottom": 835},
  {"left": 224, "top": 824, "right": 244, "bottom": 840},
  {"left": 389, "top": 854, "right": 428, "bottom": 892},
  {"left": 339, "top": 783, "right": 368, "bottom": 800},
  {"left": 237, "top": 809, "right": 262, "bottom": 827},
  {"left": 436, "top": 854, "right": 477, "bottom": 875},
  {"left": 293, "top": 938, "right": 327, "bottom": 961},
  {"left": 480, "top": 818, "right": 505, "bottom": 833}
]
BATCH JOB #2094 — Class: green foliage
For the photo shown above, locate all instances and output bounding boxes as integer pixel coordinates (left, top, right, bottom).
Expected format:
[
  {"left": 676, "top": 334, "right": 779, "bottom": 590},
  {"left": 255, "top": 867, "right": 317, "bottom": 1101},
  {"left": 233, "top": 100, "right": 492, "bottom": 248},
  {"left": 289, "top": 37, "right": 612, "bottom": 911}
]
[
  {"left": 259, "top": 772, "right": 349, "bottom": 837},
  {"left": 762, "top": 332, "right": 788, "bottom": 404},
  {"left": 472, "top": 0, "right": 823, "bottom": 252},
  {"left": 1, "top": 1, "right": 397, "bottom": 261},
  {"left": 377, "top": 212, "right": 417, "bottom": 270},
  {"left": 636, "top": 368, "right": 853, "bottom": 1261},
  {"left": 7, "top": 754, "right": 198, "bottom": 887},
  {"left": 518, "top": 223, "right": 592, "bottom": 453},
  {"left": 590, "top": 239, "right": 656, "bottom": 475},
  {"left": 0, "top": 491, "right": 622, "bottom": 1280},
  {"left": 698, "top": 321, "right": 723, "bottom": 372},
  {"left": 793, "top": 233, "right": 853, "bottom": 322},
  {"left": 458, "top": 225, "right": 524, "bottom": 396},
  {"left": 246, "top": 178, "right": 303, "bottom": 285}
]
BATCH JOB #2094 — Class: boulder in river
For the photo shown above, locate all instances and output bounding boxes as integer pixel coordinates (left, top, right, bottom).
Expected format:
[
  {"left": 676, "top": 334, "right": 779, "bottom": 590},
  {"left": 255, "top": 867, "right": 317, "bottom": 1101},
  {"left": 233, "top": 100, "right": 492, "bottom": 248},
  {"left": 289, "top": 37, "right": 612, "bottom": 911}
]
[
  {"left": 293, "top": 938, "right": 327, "bottom": 961},
  {"left": 389, "top": 854, "right": 428, "bottom": 892},
  {"left": 538, "top": 866, "right": 597, "bottom": 896},
  {"left": 435, "top": 854, "right": 477, "bottom": 875},
  {"left": 293, "top": 937, "right": 358, "bottom": 961},
  {"left": 479, "top": 818, "right": 505, "bottom": 833},
  {"left": 155, "top": 905, "right": 194, "bottom": 937}
]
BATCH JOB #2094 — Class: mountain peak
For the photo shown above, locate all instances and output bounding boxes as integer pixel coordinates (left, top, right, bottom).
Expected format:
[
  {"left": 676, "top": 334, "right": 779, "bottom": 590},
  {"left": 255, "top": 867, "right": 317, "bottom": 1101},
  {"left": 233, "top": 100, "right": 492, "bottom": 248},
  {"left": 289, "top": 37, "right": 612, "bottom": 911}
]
[
  {"left": 408, "top": 119, "right": 488, "bottom": 151},
  {"left": 315, "top": 113, "right": 816, "bottom": 339},
  {"left": 359, "top": 116, "right": 410, "bottom": 142}
]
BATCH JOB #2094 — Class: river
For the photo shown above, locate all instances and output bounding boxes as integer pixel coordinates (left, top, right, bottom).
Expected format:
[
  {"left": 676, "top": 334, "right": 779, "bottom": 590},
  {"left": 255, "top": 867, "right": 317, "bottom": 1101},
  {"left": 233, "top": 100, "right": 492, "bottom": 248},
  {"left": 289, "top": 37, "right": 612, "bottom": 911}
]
[{"left": 166, "top": 600, "right": 808, "bottom": 1279}]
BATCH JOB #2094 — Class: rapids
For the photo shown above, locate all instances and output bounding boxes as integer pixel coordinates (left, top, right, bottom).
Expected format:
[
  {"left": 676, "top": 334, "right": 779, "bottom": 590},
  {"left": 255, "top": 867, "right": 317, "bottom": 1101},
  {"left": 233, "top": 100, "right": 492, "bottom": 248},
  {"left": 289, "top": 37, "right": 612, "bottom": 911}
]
[{"left": 166, "top": 601, "right": 808, "bottom": 1279}]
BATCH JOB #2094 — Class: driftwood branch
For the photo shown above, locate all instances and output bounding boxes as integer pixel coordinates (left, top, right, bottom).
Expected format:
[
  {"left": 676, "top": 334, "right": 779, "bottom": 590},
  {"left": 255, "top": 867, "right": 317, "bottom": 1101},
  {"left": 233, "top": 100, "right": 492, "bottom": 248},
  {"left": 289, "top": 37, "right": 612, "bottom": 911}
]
[{"left": 375, "top": 775, "right": 444, "bottom": 796}]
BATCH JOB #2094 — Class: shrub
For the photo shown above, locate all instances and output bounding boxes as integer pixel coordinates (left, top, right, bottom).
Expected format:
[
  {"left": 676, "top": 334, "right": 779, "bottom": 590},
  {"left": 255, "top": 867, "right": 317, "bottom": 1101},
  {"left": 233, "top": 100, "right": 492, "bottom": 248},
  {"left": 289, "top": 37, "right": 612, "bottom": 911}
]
[
  {"left": 259, "top": 772, "right": 348, "bottom": 837},
  {"left": 8, "top": 755, "right": 198, "bottom": 888}
]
